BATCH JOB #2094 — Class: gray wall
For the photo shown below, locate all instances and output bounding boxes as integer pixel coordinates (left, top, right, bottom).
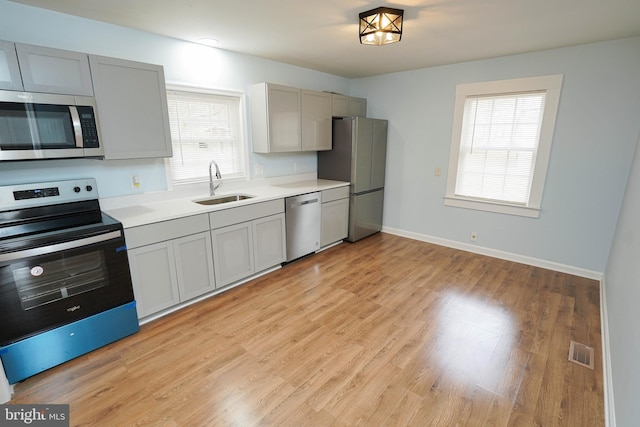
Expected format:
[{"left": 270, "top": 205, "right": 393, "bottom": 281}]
[
  {"left": 351, "top": 37, "right": 640, "bottom": 273},
  {"left": 604, "top": 132, "right": 640, "bottom": 427}
]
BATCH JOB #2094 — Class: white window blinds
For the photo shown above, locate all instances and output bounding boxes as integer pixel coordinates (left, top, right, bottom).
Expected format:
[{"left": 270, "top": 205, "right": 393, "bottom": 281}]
[
  {"left": 167, "top": 89, "right": 245, "bottom": 184},
  {"left": 455, "top": 92, "right": 546, "bottom": 205}
]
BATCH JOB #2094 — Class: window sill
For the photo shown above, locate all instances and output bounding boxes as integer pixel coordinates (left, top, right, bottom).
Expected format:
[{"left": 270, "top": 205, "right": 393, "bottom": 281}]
[{"left": 443, "top": 196, "right": 540, "bottom": 218}]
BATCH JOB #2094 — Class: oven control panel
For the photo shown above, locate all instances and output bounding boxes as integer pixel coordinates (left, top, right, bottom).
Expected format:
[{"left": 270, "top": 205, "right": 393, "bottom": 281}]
[
  {"left": 13, "top": 187, "right": 60, "bottom": 200},
  {"left": 0, "top": 178, "right": 98, "bottom": 211}
]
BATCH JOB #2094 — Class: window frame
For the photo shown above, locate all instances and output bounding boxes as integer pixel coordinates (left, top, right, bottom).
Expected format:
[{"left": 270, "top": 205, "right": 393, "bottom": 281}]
[
  {"left": 444, "top": 75, "right": 563, "bottom": 218},
  {"left": 165, "top": 84, "right": 249, "bottom": 186}
]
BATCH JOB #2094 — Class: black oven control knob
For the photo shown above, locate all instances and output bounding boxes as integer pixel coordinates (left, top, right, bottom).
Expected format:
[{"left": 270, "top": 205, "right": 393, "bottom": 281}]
[
  {"left": 73, "top": 186, "right": 81, "bottom": 193},
  {"left": 86, "top": 185, "right": 93, "bottom": 192}
]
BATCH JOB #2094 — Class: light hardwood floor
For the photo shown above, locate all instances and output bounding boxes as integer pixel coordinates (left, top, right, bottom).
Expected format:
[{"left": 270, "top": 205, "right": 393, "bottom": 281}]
[{"left": 10, "top": 233, "right": 604, "bottom": 426}]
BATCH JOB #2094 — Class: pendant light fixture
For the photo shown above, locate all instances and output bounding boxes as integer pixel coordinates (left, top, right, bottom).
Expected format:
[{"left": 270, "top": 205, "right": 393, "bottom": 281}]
[{"left": 359, "top": 7, "right": 404, "bottom": 45}]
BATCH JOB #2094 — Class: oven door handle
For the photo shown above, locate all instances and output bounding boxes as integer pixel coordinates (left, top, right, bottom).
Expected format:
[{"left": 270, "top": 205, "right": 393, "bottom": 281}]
[{"left": 0, "top": 230, "right": 123, "bottom": 262}]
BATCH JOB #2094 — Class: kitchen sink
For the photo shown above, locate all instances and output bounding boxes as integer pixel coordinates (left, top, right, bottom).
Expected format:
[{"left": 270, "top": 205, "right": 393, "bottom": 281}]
[{"left": 193, "top": 194, "right": 255, "bottom": 205}]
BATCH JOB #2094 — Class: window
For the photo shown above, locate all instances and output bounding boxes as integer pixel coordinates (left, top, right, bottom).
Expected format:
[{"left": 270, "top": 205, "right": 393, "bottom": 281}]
[
  {"left": 445, "top": 75, "right": 563, "bottom": 218},
  {"left": 166, "top": 86, "right": 247, "bottom": 184}
]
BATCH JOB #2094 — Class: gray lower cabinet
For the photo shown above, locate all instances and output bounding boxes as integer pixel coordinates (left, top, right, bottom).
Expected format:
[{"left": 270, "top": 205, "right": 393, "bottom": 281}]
[
  {"left": 127, "top": 240, "right": 180, "bottom": 317},
  {"left": 173, "top": 232, "right": 216, "bottom": 300},
  {"left": 211, "top": 222, "right": 254, "bottom": 287},
  {"left": 210, "top": 199, "right": 286, "bottom": 288},
  {"left": 253, "top": 214, "right": 287, "bottom": 272},
  {"left": 124, "top": 198, "right": 287, "bottom": 318},
  {"left": 125, "top": 214, "right": 215, "bottom": 318},
  {"left": 321, "top": 186, "right": 350, "bottom": 247}
]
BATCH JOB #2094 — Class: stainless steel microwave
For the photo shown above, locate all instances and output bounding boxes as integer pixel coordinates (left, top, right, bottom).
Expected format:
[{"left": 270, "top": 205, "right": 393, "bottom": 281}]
[{"left": 0, "top": 90, "right": 104, "bottom": 161}]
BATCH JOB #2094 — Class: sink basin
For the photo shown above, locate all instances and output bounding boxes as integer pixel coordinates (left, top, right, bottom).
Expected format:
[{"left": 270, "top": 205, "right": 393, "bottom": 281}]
[{"left": 193, "top": 194, "right": 255, "bottom": 206}]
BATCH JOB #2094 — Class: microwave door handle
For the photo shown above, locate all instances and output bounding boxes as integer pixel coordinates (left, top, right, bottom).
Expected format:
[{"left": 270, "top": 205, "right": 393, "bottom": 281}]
[{"left": 69, "top": 106, "right": 83, "bottom": 148}]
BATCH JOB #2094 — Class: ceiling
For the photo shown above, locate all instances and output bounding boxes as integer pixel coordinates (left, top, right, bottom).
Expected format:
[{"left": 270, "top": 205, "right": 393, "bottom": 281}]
[{"left": 9, "top": 0, "right": 640, "bottom": 78}]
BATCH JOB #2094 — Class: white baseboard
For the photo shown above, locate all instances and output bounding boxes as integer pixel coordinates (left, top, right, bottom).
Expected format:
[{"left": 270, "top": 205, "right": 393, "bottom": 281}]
[
  {"left": 600, "top": 277, "right": 616, "bottom": 427},
  {"left": 381, "top": 226, "right": 603, "bottom": 280}
]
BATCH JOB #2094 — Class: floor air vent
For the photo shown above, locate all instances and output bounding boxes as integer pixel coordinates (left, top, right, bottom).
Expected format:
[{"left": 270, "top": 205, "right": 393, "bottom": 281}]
[{"left": 568, "top": 340, "right": 594, "bottom": 370}]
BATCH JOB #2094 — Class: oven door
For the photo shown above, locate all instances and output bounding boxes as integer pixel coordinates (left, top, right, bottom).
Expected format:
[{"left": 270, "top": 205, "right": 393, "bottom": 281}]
[{"left": 0, "top": 226, "right": 136, "bottom": 346}]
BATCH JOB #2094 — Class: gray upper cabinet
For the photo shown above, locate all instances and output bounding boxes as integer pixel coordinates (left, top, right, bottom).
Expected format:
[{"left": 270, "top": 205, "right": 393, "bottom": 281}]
[
  {"left": 251, "top": 83, "right": 301, "bottom": 153},
  {"left": 348, "top": 97, "right": 367, "bottom": 117},
  {"left": 331, "top": 94, "right": 367, "bottom": 118},
  {"left": 251, "top": 83, "right": 334, "bottom": 153},
  {"left": 89, "top": 55, "right": 172, "bottom": 159},
  {"left": 15, "top": 43, "right": 93, "bottom": 96},
  {"left": 0, "top": 41, "right": 23, "bottom": 91},
  {"left": 301, "top": 89, "right": 331, "bottom": 151}
]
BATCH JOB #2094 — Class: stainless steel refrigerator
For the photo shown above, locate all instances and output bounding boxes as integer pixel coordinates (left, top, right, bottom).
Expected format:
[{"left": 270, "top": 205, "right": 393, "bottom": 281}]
[{"left": 318, "top": 117, "right": 388, "bottom": 242}]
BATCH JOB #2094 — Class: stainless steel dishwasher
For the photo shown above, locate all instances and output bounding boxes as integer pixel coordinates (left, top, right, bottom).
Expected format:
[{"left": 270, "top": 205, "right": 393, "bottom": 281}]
[{"left": 285, "top": 192, "right": 321, "bottom": 261}]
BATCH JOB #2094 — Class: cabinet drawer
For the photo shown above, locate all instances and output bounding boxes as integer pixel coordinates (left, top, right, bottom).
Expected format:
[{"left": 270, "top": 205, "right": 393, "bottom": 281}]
[
  {"left": 210, "top": 199, "right": 284, "bottom": 229},
  {"left": 322, "top": 186, "right": 349, "bottom": 203},
  {"left": 125, "top": 214, "right": 210, "bottom": 248}
]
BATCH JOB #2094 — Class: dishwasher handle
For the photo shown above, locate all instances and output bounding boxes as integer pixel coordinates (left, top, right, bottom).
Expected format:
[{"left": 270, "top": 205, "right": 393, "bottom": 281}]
[{"left": 289, "top": 197, "right": 319, "bottom": 209}]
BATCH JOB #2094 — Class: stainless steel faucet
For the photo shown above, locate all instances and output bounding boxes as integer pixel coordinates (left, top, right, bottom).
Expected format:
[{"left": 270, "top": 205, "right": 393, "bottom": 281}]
[{"left": 209, "top": 160, "right": 222, "bottom": 196}]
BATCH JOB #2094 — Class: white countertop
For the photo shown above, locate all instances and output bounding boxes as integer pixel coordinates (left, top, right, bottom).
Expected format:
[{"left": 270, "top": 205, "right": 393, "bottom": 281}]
[{"left": 104, "top": 179, "right": 348, "bottom": 229}]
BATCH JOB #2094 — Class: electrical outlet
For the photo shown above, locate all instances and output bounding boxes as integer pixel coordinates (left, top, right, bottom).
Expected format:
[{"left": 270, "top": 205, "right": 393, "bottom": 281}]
[
  {"left": 254, "top": 164, "right": 264, "bottom": 176},
  {"left": 132, "top": 175, "right": 141, "bottom": 189},
  {"left": 435, "top": 167, "right": 442, "bottom": 177},
  {"left": 470, "top": 231, "right": 478, "bottom": 242}
]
